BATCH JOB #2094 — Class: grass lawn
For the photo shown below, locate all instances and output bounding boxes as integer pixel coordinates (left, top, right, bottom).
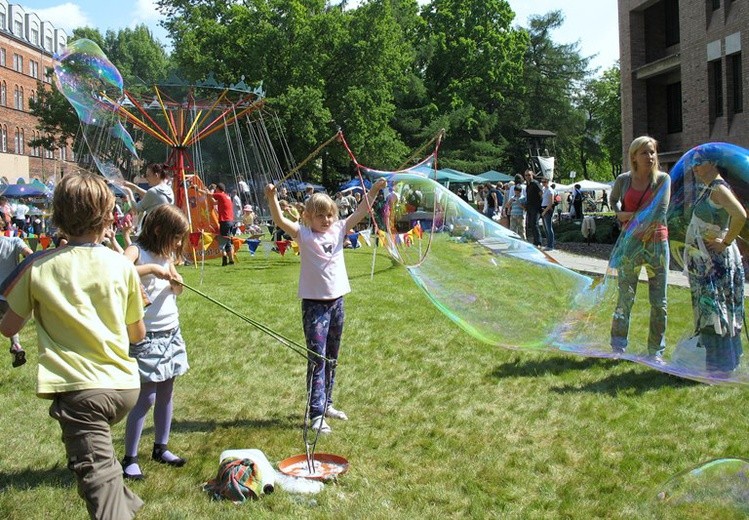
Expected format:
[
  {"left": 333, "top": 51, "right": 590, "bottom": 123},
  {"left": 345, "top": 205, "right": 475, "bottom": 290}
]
[{"left": 0, "top": 244, "right": 747, "bottom": 519}]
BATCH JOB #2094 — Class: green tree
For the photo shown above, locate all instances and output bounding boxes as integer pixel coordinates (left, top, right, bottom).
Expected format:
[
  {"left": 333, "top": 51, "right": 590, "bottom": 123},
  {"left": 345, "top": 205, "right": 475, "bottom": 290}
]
[
  {"left": 596, "top": 65, "right": 622, "bottom": 179},
  {"left": 161, "top": 0, "right": 336, "bottom": 181},
  {"left": 324, "top": 0, "right": 414, "bottom": 173},
  {"left": 419, "top": 0, "right": 527, "bottom": 173},
  {"left": 518, "top": 10, "right": 592, "bottom": 178},
  {"left": 161, "top": 0, "right": 418, "bottom": 185},
  {"left": 27, "top": 77, "right": 79, "bottom": 154}
]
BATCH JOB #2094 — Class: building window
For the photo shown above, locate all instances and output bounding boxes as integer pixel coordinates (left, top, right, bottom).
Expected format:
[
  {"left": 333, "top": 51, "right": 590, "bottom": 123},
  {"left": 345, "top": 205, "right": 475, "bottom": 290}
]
[
  {"left": 711, "top": 0, "right": 720, "bottom": 10},
  {"left": 60, "top": 146, "right": 67, "bottom": 161},
  {"left": 12, "top": 53, "right": 22, "bottom": 72},
  {"left": 0, "top": 48, "right": 5, "bottom": 67},
  {"left": 0, "top": 81, "right": 5, "bottom": 106},
  {"left": 0, "top": 10, "right": 6, "bottom": 31},
  {"left": 665, "top": 0, "right": 680, "bottom": 46},
  {"left": 14, "top": 128, "right": 24, "bottom": 154},
  {"left": 30, "top": 28, "right": 39, "bottom": 46},
  {"left": 666, "top": 82, "right": 683, "bottom": 133},
  {"left": 13, "top": 85, "right": 23, "bottom": 110},
  {"left": 29, "top": 60, "right": 38, "bottom": 79},
  {"left": 709, "top": 59, "right": 723, "bottom": 118},
  {"left": 728, "top": 53, "right": 743, "bottom": 114},
  {"left": 13, "top": 20, "right": 22, "bottom": 36},
  {"left": 44, "top": 36, "right": 53, "bottom": 51},
  {"left": 45, "top": 147, "right": 53, "bottom": 159},
  {"left": 0, "top": 125, "right": 6, "bottom": 152}
]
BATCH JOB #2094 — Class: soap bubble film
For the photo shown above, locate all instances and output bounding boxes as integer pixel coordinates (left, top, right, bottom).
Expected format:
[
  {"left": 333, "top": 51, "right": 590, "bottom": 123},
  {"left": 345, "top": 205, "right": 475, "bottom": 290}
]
[
  {"left": 654, "top": 458, "right": 749, "bottom": 517},
  {"left": 363, "top": 163, "right": 594, "bottom": 349},
  {"left": 546, "top": 143, "right": 749, "bottom": 384},
  {"left": 54, "top": 38, "right": 137, "bottom": 181},
  {"left": 366, "top": 144, "right": 749, "bottom": 385}
]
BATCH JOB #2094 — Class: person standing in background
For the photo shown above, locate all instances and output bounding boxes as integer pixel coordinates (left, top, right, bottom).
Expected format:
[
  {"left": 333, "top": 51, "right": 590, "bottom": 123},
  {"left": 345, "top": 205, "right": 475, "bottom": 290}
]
[{"left": 524, "top": 170, "right": 542, "bottom": 247}]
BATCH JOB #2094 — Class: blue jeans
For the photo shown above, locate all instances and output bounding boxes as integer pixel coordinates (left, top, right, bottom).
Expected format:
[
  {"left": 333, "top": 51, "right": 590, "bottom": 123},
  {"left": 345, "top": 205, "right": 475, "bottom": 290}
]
[
  {"left": 302, "top": 298, "right": 345, "bottom": 419},
  {"left": 541, "top": 208, "right": 554, "bottom": 249},
  {"left": 610, "top": 239, "right": 669, "bottom": 355}
]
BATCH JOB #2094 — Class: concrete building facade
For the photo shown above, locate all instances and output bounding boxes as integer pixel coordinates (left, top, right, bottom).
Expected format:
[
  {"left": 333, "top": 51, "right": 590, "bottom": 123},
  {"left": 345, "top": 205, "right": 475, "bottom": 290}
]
[
  {"left": 619, "top": 0, "right": 747, "bottom": 170},
  {"left": 0, "top": 0, "right": 72, "bottom": 183}
]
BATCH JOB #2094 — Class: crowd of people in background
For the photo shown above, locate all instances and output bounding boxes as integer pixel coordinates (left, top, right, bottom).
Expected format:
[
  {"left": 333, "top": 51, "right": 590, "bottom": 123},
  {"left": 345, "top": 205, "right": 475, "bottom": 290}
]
[{"left": 469, "top": 170, "right": 608, "bottom": 252}]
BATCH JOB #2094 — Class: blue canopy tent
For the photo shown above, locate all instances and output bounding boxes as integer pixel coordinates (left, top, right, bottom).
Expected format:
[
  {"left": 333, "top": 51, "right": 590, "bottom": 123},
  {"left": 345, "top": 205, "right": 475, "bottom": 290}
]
[
  {"left": 338, "top": 177, "right": 371, "bottom": 194},
  {"left": 0, "top": 183, "right": 51, "bottom": 198},
  {"left": 477, "top": 170, "right": 513, "bottom": 183},
  {"left": 281, "top": 179, "right": 326, "bottom": 196},
  {"left": 406, "top": 165, "right": 476, "bottom": 186}
]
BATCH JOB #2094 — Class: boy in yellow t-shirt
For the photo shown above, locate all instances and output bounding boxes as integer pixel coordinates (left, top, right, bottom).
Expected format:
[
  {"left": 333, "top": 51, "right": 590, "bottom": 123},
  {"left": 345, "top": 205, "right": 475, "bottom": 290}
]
[{"left": 0, "top": 172, "right": 146, "bottom": 520}]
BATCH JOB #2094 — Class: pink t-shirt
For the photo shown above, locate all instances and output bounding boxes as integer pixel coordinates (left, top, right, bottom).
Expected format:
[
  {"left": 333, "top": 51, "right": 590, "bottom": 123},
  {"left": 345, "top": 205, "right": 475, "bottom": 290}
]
[{"left": 296, "top": 220, "right": 351, "bottom": 300}]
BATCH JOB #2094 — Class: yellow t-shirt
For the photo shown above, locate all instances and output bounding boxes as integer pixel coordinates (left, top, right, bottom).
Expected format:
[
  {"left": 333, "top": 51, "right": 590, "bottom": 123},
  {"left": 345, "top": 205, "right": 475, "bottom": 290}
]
[{"left": 4, "top": 244, "right": 144, "bottom": 397}]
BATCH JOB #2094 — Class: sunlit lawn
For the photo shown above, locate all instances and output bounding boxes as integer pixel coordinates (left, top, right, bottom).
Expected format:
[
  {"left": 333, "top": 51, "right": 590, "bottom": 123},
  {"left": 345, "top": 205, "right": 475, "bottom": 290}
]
[{"left": 0, "top": 242, "right": 747, "bottom": 519}]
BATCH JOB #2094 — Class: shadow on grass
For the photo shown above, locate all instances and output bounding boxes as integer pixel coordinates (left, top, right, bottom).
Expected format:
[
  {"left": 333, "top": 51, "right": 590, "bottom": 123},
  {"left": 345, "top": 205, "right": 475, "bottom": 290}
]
[
  {"left": 0, "top": 463, "right": 73, "bottom": 490},
  {"left": 490, "top": 356, "right": 618, "bottom": 379},
  {"left": 167, "top": 414, "right": 298, "bottom": 434},
  {"left": 550, "top": 369, "right": 699, "bottom": 396}
]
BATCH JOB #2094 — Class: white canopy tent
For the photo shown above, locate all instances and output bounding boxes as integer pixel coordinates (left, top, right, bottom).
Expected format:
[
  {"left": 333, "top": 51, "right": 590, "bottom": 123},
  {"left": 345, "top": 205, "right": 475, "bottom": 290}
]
[{"left": 563, "top": 179, "right": 612, "bottom": 192}]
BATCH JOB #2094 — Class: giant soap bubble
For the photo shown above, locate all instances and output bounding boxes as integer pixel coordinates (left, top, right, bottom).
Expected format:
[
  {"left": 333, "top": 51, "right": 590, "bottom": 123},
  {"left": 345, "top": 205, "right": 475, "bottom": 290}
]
[
  {"left": 54, "top": 38, "right": 137, "bottom": 181},
  {"left": 364, "top": 161, "right": 594, "bottom": 350},
  {"left": 367, "top": 143, "right": 749, "bottom": 385}
]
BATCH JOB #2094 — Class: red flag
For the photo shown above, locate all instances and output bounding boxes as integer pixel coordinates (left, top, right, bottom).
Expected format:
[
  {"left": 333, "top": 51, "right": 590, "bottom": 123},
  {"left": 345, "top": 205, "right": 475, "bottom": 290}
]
[{"left": 189, "top": 232, "right": 201, "bottom": 249}]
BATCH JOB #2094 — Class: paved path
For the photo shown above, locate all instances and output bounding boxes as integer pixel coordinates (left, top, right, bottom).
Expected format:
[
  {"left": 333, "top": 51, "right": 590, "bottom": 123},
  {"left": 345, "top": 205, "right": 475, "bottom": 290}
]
[{"left": 545, "top": 248, "right": 693, "bottom": 288}]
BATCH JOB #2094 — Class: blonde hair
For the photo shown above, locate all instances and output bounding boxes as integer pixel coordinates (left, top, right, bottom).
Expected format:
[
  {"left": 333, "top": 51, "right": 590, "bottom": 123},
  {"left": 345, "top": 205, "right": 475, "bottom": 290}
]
[
  {"left": 52, "top": 172, "right": 115, "bottom": 237},
  {"left": 629, "top": 136, "right": 660, "bottom": 181},
  {"left": 302, "top": 193, "right": 338, "bottom": 226}
]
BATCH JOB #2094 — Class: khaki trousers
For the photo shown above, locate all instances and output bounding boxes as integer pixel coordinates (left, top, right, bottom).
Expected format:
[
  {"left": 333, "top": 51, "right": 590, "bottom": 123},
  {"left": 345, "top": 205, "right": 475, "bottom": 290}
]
[{"left": 49, "top": 388, "right": 143, "bottom": 520}]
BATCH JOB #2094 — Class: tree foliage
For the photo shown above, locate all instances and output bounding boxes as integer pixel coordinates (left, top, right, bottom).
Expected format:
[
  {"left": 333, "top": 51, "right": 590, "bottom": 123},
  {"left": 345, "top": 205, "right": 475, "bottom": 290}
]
[
  {"left": 418, "top": 0, "right": 527, "bottom": 172},
  {"left": 33, "top": 0, "right": 622, "bottom": 188}
]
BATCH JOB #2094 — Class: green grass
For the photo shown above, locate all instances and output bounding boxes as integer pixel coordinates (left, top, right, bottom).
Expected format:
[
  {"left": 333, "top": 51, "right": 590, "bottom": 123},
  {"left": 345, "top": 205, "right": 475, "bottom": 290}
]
[{"left": 1, "top": 244, "right": 748, "bottom": 519}]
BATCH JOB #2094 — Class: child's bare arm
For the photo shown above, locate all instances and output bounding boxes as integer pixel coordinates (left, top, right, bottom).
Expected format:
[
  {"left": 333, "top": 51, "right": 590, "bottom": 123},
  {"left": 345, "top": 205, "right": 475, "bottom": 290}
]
[
  {"left": 169, "top": 263, "right": 184, "bottom": 295},
  {"left": 265, "top": 184, "right": 300, "bottom": 238},
  {"left": 0, "top": 308, "right": 26, "bottom": 337},
  {"left": 124, "top": 245, "right": 172, "bottom": 279},
  {"left": 346, "top": 178, "right": 387, "bottom": 229},
  {"left": 127, "top": 319, "right": 146, "bottom": 343}
]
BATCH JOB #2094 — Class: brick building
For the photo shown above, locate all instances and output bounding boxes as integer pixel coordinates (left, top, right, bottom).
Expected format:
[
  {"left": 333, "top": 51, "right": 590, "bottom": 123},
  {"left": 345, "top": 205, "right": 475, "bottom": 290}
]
[
  {"left": 619, "top": 0, "right": 746, "bottom": 170},
  {"left": 0, "top": 0, "right": 72, "bottom": 184}
]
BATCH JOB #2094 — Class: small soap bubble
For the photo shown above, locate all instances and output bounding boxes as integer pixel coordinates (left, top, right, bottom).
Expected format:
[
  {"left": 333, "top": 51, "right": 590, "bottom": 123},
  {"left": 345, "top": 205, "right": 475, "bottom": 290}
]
[{"left": 654, "top": 458, "right": 749, "bottom": 517}]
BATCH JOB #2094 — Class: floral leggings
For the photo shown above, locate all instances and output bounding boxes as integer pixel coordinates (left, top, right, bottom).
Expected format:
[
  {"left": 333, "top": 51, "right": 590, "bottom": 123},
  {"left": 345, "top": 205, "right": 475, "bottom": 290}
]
[{"left": 302, "top": 297, "right": 345, "bottom": 419}]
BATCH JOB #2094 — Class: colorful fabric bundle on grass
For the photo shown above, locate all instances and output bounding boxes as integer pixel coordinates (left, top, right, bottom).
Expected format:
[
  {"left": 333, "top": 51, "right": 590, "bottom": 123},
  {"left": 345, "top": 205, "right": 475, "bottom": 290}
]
[{"left": 203, "top": 457, "right": 263, "bottom": 503}]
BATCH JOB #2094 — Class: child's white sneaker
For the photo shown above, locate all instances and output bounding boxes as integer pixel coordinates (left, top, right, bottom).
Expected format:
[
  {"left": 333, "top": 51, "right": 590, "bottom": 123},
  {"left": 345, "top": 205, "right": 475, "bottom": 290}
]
[
  {"left": 325, "top": 406, "right": 349, "bottom": 421},
  {"left": 310, "top": 416, "right": 332, "bottom": 434}
]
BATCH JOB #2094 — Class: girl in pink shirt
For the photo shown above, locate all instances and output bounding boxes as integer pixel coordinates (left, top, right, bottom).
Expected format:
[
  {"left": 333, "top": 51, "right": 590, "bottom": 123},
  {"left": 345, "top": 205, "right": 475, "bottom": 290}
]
[{"left": 265, "top": 178, "right": 386, "bottom": 434}]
